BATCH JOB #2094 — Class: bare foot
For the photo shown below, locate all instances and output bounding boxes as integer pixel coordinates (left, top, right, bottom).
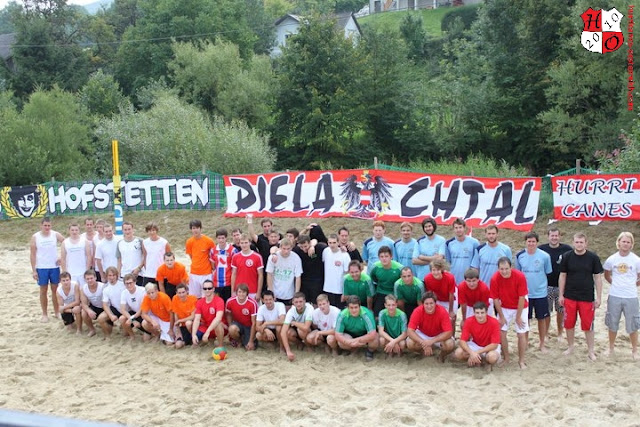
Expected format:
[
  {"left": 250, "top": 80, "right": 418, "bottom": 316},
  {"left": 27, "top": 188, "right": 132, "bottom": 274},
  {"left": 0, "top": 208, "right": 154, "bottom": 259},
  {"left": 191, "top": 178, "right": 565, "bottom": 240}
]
[
  {"left": 632, "top": 352, "right": 639, "bottom": 361},
  {"left": 557, "top": 336, "right": 564, "bottom": 343},
  {"left": 87, "top": 330, "right": 96, "bottom": 337},
  {"left": 603, "top": 348, "right": 614, "bottom": 357},
  {"left": 588, "top": 352, "right": 597, "bottom": 362},
  {"left": 563, "top": 346, "right": 574, "bottom": 356},
  {"left": 41, "top": 315, "right": 49, "bottom": 323},
  {"left": 54, "top": 313, "right": 61, "bottom": 319},
  {"left": 538, "top": 346, "right": 549, "bottom": 354},
  {"left": 497, "top": 359, "right": 507, "bottom": 368},
  {"left": 519, "top": 361, "right": 528, "bottom": 370}
]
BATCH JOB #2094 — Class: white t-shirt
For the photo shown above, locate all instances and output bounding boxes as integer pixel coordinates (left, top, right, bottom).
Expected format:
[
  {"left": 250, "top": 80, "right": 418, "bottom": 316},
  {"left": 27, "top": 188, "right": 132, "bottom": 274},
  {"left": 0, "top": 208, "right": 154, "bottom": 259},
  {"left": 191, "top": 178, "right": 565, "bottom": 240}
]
[
  {"left": 284, "top": 303, "right": 314, "bottom": 325},
  {"left": 265, "top": 251, "right": 303, "bottom": 301},
  {"left": 34, "top": 231, "right": 59, "bottom": 269},
  {"left": 64, "top": 236, "right": 87, "bottom": 277},
  {"left": 322, "top": 249, "right": 351, "bottom": 294},
  {"left": 102, "top": 281, "right": 126, "bottom": 309},
  {"left": 603, "top": 252, "right": 640, "bottom": 299},
  {"left": 95, "top": 237, "right": 121, "bottom": 271},
  {"left": 143, "top": 237, "right": 169, "bottom": 279},
  {"left": 120, "top": 286, "right": 147, "bottom": 313},
  {"left": 116, "top": 237, "right": 144, "bottom": 276},
  {"left": 312, "top": 305, "right": 341, "bottom": 331},
  {"left": 57, "top": 283, "right": 78, "bottom": 306},
  {"left": 256, "top": 302, "right": 286, "bottom": 329},
  {"left": 82, "top": 282, "right": 105, "bottom": 308}
]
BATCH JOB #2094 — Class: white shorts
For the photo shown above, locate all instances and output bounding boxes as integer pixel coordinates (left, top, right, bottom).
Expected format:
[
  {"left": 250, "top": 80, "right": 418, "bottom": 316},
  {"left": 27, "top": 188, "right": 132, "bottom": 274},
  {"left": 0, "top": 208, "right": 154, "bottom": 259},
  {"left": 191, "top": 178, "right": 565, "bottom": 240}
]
[
  {"left": 501, "top": 308, "right": 529, "bottom": 334},
  {"left": 464, "top": 299, "right": 495, "bottom": 319},
  {"left": 71, "top": 274, "right": 86, "bottom": 286},
  {"left": 414, "top": 329, "right": 450, "bottom": 348},
  {"left": 189, "top": 273, "right": 212, "bottom": 298},
  {"left": 437, "top": 300, "right": 458, "bottom": 313},
  {"left": 468, "top": 341, "right": 502, "bottom": 355},
  {"left": 149, "top": 313, "right": 174, "bottom": 343}
]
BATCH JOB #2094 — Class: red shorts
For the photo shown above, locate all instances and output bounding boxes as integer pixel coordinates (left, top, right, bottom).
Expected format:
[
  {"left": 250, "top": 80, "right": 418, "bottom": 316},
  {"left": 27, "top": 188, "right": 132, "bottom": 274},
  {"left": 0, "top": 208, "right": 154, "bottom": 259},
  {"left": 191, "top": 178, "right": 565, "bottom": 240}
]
[{"left": 563, "top": 298, "right": 595, "bottom": 331}]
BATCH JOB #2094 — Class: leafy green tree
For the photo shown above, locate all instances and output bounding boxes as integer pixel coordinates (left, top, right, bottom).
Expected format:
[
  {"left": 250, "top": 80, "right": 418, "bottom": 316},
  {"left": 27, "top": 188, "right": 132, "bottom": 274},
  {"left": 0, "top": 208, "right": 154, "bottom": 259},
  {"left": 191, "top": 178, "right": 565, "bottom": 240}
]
[
  {"left": 94, "top": 91, "right": 276, "bottom": 176},
  {"left": 169, "top": 39, "right": 276, "bottom": 130},
  {"left": 0, "top": 87, "right": 94, "bottom": 185},
  {"left": 274, "top": 15, "right": 364, "bottom": 169},
  {"left": 79, "top": 70, "right": 129, "bottom": 117}
]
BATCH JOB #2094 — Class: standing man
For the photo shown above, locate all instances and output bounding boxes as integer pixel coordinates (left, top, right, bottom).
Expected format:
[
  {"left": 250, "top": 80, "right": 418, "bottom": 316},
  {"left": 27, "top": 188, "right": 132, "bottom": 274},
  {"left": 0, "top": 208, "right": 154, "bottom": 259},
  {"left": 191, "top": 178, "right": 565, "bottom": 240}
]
[
  {"left": 445, "top": 218, "right": 479, "bottom": 284},
  {"left": 248, "top": 215, "right": 281, "bottom": 267},
  {"left": 454, "top": 302, "right": 502, "bottom": 369},
  {"left": 338, "top": 227, "right": 362, "bottom": 262},
  {"left": 142, "top": 222, "right": 171, "bottom": 286},
  {"left": 471, "top": 225, "right": 512, "bottom": 287},
  {"left": 393, "top": 267, "right": 424, "bottom": 319},
  {"left": 117, "top": 221, "right": 146, "bottom": 286},
  {"left": 210, "top": 228, "right": 239, "bottom": 302},
  {"left": 81, "top": 218, "right": 101, "bottom": 281},
  {"left": 362, "top": 221, "right": 395, "bottom": 274},
  {"left": 334, "top": 296, "right": 379, "bottom": 361},
  {"left": 231, "top": 233, "right": 264, "bottom": 299},
  {"left": 294, "top": 235, "right": 326, "bottom": 305},
  {"left": 61, "top": 223, "right": 91, "bottom": 286},
  {"left": 155, "top": 252, "right": 189, "bottom": 300},
  {"left": 423, "top": 259, "right": 457, "bottom": 333},
  {"left": 458, "top": 268, "right": 492, "bottom": 325},
  {"left": 491, "top": 257, "right": 529, "bottom": 369},
  {"left": 30, "top": 217, "right": 65, "bottom": 322},
  {"left": 322, "top": 234, "right": 351, "bottom": 308},
  {"left": 370, "top": 246, "right": 403, "bottom": 316},
  {"left": 412, "top": 217, "right": 446, "bottom": 280},
  {"left": 539, "top": 226, "right": 573, "bottom": 341},
  {"left": 603, "top": 232, "right": 640, "bottom": 358},
  {"left": 406, "top": 291, "right": 455, "bottom": 361},
  {"left": 95, "top": 223, "right": 121, "bottom": 281},
  {"left": 394, "top": 222, "right": 417, "bottom": 275},
  {"left": 559, "top": 232, "right": 603, "bottom": 361},
  {"left": 185, "top": 219, "right": 215, "bottom": 298},
  {"left": 515, "top": 232, "right": 552, "bottom": 353},
  {"left": 266, "top": 238, "right": 302, "bottom": 307},
  {"left": 342, "top": 261, "right": 374, "bottom": 311}
]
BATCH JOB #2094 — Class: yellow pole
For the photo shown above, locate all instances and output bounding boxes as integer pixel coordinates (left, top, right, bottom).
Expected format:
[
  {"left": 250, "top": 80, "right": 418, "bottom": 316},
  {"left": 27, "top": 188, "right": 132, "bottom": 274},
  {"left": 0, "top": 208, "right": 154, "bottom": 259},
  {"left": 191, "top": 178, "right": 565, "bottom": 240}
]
[{"left": 112, "top": 140, "right": 124, "bottom": 236}]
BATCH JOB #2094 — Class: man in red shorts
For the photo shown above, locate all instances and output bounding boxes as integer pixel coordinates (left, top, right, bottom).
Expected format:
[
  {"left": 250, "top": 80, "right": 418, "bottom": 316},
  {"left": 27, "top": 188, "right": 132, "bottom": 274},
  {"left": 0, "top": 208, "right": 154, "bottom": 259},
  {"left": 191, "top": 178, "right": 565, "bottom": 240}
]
[{"left": 559, "top": 232, "right": 603, "bottom": 361}]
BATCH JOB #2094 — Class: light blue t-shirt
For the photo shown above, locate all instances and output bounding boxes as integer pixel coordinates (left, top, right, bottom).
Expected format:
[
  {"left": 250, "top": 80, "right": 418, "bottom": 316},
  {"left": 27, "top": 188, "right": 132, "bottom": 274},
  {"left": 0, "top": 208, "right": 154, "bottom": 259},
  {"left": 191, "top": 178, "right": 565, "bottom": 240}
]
[
  {"left": 394, "top": 238, "right": 417, "bottom": 276},
  {"left": 445, "top": 236, "right": 479, "bottom": 284},
  {"left": 362, "top": 236, "right": 395, "bottom": 274},
  {"left": 515, "top": 248, "right": 552, "bottom": 298},
  {"left": 412, "top": 234, "right": 446, "bottom": 280},
  {"left": 471, "top": 242, "right": 512, "bottom": 286}
]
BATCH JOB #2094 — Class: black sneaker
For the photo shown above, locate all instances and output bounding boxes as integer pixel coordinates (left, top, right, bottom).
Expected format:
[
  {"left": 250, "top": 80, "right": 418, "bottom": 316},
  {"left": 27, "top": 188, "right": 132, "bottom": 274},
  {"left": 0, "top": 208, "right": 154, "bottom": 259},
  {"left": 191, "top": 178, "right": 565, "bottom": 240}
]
[{"left": 365, "top": 349, "right": 374, "bottom": 361}]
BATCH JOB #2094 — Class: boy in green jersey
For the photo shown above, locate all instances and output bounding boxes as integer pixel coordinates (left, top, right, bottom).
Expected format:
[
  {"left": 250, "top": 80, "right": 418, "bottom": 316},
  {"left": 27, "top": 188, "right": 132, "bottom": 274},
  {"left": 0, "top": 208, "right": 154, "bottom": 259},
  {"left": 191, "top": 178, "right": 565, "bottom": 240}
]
[
  {"left": 342, "top": 260, "right": 374, "bottom": 310},
  {"left": 378, "top": 294, "right": 408, "bottom": 355},
  {"left": 370, "top": 246, "right": 403, "bottom": 316},
  {"left": 335, "top": 295, "right": 379, "bottom": 361},
  {"left": 393, "top": 267, "right": 424, "bottom": 318}
]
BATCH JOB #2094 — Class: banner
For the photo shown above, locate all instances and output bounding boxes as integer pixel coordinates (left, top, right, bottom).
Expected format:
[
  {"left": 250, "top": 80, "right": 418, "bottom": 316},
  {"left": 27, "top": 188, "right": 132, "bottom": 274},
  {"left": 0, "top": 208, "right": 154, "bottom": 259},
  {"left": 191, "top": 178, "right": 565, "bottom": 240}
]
[
  {"left": 551, "top": 174, "right": 640, "bottom": 221},
  {"left": 0, "top": 172, "right": 226, "bottom": 220},
  {"left": 224, "top": 169, "right": 541, "bottom": 231}
]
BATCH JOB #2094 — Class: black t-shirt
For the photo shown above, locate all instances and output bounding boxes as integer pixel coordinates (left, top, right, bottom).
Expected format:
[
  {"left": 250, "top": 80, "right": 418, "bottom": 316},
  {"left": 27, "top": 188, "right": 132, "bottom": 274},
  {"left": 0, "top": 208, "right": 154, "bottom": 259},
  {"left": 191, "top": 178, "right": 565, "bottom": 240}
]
[
  {"left": 347, "top": 248, "right": 363, "bottom": 263},
  {"left": 538, "top": 243, "right": 573, "bottom": 287},
  {"left": 294, "top": 243, "right": 327, "bottom": 283},
  {"left": 255, "top": 238, "right": 278, "bottom": 267},
  {"left": 560, "top": 250, "right": 603, "bottom": 302}
]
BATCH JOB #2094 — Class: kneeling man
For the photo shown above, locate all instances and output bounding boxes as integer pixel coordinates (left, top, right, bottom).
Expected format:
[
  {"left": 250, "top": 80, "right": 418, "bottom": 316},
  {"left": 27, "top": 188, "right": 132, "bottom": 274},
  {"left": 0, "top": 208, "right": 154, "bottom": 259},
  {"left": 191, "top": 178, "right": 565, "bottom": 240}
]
[
  {"left": 335, "top": 296, "right": 379, "bottom": 361},
  {"left": 406, "top": 291, "right": 455, "bottom": 362},
  {"left": 454, "top": 302, "right": 501, "bottom": 368}
]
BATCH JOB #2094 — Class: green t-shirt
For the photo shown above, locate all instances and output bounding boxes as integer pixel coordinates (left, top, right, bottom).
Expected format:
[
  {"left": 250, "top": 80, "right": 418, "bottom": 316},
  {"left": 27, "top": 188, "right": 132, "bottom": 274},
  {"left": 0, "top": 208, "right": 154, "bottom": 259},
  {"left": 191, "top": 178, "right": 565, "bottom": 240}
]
[
  {"left": 370, "top": 260, "right": 403, "bottom": 295},
  {"left": 394, "top": 277, "right": 425, "bottom": 304},
  {"left": 343, "top": 272, "right": 375, "bottom": 303},
  {"left": 378, "top": 308, "right": 408, "bottom": 339},
  {"left": 335, "top": 307, "right": 376, "bottom": 336}
]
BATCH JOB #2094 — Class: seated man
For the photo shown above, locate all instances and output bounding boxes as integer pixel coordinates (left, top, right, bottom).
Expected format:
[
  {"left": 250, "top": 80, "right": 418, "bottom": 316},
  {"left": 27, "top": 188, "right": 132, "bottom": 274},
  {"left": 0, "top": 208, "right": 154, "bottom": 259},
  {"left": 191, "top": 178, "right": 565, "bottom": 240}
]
[
  {"left": 393, "top": 267, "right": 424, "bottom": 319},
  {"left": 406, "top": 291, "right": 455, "bottom": 362},
  {"left": 226, "top": 284, "right": 259, "bottom": 351},
  {"left": 156, "top": 252, "right": 189, "bottom": 300},
  {"left": 80, "top": 269, "right": 105, "bottom": 337},
  {"left": 306, "top": 294, "right": 341, "bottom": 355},
  {"left": 423, "top": 259, "right": 457, "bottom": 334},
  {"left": 378, "top": 294, "right": 408, "bottom": 356},
  {"left": 171, "top": 284, "right": 198, "bottom": 349},
  {"left": 335, "top": 295, "right": 379, "bottom": 361},
  {"left": 119, "top": 274, "right": 148, "bottom": 340},
  {"left": 98, "top": 266, "right": 126, "bottom": 339},
  {"left": 140, "top": 282, "right": 175, "bottom": 345},
  {"left": 56, "top": 272, "right": 81, "bottom": 333},
  {"left": 191, "top": 280, "right": 227, "bottom": 348},
  {"left": 256, "top": 290, "right": 286, "bottom": 349},
  {"left": 281, "top": 292, "right": 314, "bottom": 361},
  {"left": 454, "top": 302, "right": 502, "bottom": 369}
]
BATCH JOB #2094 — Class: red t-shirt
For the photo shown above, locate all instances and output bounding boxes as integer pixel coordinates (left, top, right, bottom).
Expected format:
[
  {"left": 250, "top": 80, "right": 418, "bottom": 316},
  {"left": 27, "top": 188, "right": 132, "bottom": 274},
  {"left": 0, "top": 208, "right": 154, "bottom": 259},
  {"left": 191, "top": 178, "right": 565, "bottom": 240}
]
[
  {"left": 457, "top": 280, "right": 491, "bottom": 308},
  {"left": 225, "top": 296, "right": 258, "bottom": 327},
  {"left": 195, "top": 296, "right": 226, "bottom": 332},
  {"left": 231, "top": 251, "right": 264, "bottom": 294},
  {"left": 489, "top": 269, "right": 529, "bottom": 310},
  {"left": 460, "top": 315, "right": 501, "bottom": 348},
  {"left": 408, "top": 304, "right": 452, "bottom": 337},
  {"left": 424, "top": 271, "right": 456, "bottom": 302}
]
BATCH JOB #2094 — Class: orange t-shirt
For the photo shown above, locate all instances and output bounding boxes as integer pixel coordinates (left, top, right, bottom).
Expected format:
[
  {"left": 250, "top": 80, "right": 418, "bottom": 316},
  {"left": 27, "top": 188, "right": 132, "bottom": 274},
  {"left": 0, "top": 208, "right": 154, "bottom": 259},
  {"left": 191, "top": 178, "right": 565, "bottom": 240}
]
[
  {"left": 156, "top": 261, "right": 189, "bottom": 285},
  {"left": 185, "top": 235, "right": 215, "bottom": 275},
  {"left": 171, "top": 294, "right": 198, "bottom": 320},
  {"left": 141, "top": 292, "right": 172, "bottom": 322}
]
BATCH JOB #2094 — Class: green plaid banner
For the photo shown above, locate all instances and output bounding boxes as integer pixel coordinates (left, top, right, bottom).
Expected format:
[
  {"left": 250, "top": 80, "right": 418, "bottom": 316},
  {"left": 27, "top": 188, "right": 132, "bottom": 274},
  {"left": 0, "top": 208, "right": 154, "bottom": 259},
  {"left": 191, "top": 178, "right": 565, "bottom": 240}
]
[{"left": 0, "top": 172, "right": 226, "bottom": 220}]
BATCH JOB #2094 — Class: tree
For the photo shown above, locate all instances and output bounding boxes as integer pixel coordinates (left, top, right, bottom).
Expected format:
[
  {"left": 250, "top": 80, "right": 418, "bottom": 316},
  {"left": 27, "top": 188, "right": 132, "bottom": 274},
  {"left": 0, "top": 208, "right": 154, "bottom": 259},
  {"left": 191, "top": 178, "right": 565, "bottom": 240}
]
[
  {"left": 0, "top": 87, "right": 94, "bottom": 185},
  {"left": 169, "top": 39, "right": 276, "bottom": 131},
  {"left": 94, "top": 91, "right": 276, "bottom": 176},
  {"left": 79, "top": 70, "right": 129, "bottom": 117}
]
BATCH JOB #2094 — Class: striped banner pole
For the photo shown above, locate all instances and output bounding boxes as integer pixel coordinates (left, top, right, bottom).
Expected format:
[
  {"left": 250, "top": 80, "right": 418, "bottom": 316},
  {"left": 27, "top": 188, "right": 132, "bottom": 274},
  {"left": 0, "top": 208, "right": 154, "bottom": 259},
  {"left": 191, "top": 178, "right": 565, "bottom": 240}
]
[{"left": 112, "top": 140, "right": 124, "bottom": 236}]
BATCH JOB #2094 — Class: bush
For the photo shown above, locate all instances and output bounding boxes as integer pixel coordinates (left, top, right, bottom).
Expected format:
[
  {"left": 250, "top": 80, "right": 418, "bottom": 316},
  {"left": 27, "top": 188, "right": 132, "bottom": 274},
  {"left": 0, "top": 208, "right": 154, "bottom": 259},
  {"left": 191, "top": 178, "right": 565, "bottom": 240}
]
[{"left": 441, "top": 4, "right": 479, "bottom": 33}]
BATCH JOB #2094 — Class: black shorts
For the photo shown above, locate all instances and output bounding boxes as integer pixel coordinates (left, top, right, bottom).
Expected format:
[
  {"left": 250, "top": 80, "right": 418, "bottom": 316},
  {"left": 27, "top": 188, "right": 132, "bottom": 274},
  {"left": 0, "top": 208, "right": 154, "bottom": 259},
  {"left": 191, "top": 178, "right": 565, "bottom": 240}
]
[
  {"left": 163, "top": 282, "right": 178, "bottom": 299},
  {"left": 142, "top": 277, "right": 158, "bottom": 286},
  {"left": 179, "top": 326, "right": 193, "bottom": 345},
  {"left": 89, "top": 305, "right": 104, "bottom": 317},
  {"left": 326, "top": 292, "right": 344, "bottom": 309},
  {"left": 128, "top": 311, "right": 151, "bottom": 334},
  {"left": 403, "top": 303, "right": 418, "bottom": 319},
  {"left": 373, "top": 294, "right": 386, "bottom": 317},
  {"left": 301, "top": 280, "right": 323, "bottom": 305},
  {"left": 528, "top": 297, "right": 550, "bottom": 320},
  {"left": 276, "top": 298, "right": 292, "bottom": 307},
  {"left": 95, "top": 271, "right": 102, "bottom": 283},
  {"left": 216, "top": 286, "right": 231, "bottom": 303},
  {"left": 61, "top": 312, "right": 75, "bottom": 326},
  {"left": 106, "top": 307, "right": 123, "bottom": 326},
  {"left": 232, "top": 321, "right": 254, "bottom": 347}
]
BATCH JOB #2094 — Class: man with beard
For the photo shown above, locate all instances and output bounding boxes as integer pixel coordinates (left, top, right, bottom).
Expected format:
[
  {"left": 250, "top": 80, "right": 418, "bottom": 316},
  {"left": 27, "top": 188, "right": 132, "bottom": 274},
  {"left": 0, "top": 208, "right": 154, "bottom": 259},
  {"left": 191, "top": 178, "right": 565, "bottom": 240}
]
[
  {"left": 412, "top": 217, "right": 446, "bottom": 280},
  {"left": 471, "top": 225, "right": 512, "bottom": 287}
]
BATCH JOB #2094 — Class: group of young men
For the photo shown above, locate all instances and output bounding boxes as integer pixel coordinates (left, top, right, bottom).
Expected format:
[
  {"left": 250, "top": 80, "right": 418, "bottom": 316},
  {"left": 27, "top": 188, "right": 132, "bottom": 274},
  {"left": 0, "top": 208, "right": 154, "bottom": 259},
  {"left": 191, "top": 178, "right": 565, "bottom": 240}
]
[{"left": 31, "top": 215, "right": 640, "bottom": 368}]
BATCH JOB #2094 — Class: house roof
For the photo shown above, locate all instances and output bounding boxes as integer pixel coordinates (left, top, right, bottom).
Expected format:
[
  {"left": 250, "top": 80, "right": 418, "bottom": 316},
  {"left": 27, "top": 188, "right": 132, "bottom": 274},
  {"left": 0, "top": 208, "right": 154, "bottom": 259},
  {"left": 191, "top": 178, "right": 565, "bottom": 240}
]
[
  {"left": 0, "top": 33, "right": 16, "bottom": 61},
  {"left": 274, "top": 12, "right": 362, "bottom": 35},
  {"left": 274, "top": 14, "right": 303, "bottom": 26}
]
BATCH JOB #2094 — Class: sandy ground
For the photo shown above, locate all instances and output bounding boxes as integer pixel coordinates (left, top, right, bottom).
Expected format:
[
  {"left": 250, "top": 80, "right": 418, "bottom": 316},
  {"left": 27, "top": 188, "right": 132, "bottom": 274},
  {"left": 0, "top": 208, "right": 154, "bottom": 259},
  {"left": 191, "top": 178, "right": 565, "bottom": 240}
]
[{"left": 2, "top": 242, "right": 640, "bottom": 427}]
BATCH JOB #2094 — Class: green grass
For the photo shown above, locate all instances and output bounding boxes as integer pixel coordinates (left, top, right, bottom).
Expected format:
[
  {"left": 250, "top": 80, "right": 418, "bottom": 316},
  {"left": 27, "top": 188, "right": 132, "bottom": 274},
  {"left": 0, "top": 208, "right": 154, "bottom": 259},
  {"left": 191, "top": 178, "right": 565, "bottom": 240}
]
[{"left": 358, "top": 5, "right": 478, "bottom": 37}]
